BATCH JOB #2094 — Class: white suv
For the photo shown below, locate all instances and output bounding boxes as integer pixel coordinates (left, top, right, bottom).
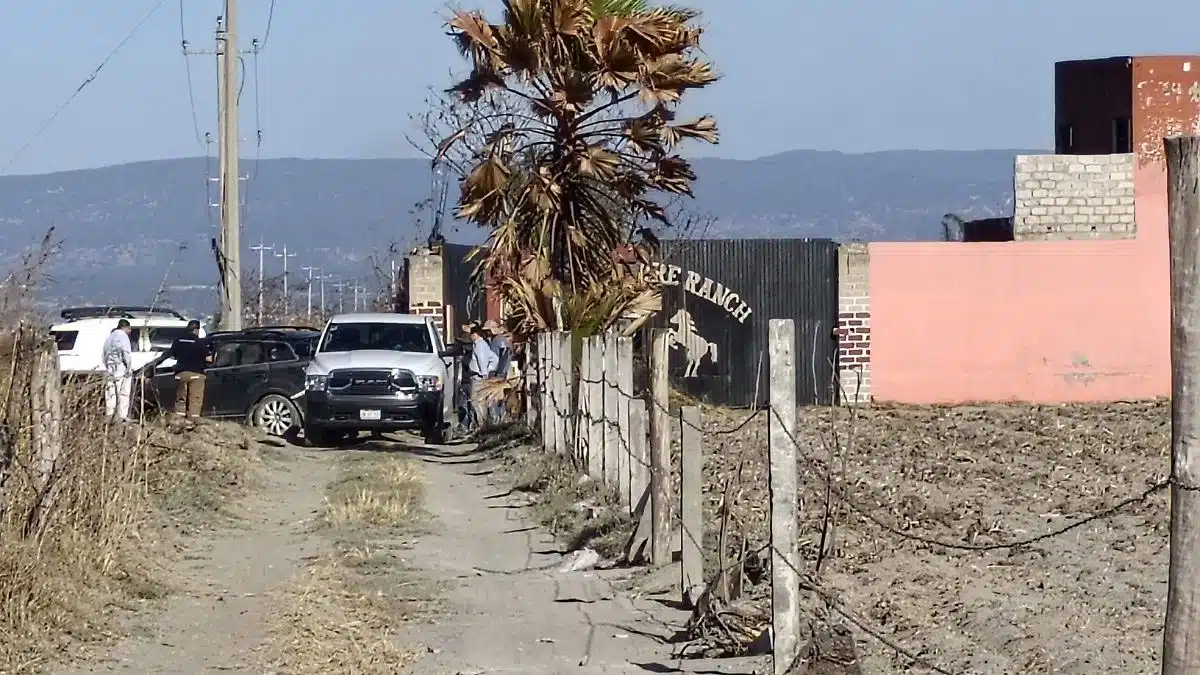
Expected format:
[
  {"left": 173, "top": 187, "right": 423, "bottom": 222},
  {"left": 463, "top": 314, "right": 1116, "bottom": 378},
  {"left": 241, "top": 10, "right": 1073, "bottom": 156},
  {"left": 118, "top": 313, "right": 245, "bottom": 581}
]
[
  {"left": 302, "top": 313, "right": 463, "bottom": 446},
  {"left": 50, "top": 306, "right": 206, "bottom": 375}
]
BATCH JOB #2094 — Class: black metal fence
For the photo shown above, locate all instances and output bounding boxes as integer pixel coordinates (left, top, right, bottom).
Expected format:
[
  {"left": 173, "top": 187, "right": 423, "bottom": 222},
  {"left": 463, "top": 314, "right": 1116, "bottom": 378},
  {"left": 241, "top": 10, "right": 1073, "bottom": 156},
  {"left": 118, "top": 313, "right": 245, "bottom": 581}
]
[{"left": 650, "top": 238, "right": 839, "bottom": 407}]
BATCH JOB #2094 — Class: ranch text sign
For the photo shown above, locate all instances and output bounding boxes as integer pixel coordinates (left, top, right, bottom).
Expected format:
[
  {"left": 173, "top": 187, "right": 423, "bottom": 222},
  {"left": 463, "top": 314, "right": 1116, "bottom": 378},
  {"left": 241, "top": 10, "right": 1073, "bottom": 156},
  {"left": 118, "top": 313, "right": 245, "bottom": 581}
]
[{"left": 651, "top": 262, "right": 753, "bottom": 323}]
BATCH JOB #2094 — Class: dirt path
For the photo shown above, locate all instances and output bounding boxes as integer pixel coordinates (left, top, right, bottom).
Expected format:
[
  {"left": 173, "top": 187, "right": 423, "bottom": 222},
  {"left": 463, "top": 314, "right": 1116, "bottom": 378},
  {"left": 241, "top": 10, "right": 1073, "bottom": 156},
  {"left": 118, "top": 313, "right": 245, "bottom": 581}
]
[
  {"left": 58, "top": 435, "right": 765, "bottom": 674},
  {"left": 401, "top": 443, "right": 764, "bottom": 674},
  {"left": 59, "top": 447, "right": 338, "bottom": 674}
]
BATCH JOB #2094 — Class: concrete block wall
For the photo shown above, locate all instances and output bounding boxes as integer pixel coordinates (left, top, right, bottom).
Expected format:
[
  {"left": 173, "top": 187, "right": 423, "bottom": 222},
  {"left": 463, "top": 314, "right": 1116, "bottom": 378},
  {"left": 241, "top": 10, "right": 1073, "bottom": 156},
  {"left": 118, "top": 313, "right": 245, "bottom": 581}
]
[
  {"left": 837, "top": 243, "right": 871, "bottom": 403},
  {"left": 1013, "top": 153, "right": 1136, "bottom": 240},
  {"left": 407, "top": 246, "right": 444, "bottom": 321}
]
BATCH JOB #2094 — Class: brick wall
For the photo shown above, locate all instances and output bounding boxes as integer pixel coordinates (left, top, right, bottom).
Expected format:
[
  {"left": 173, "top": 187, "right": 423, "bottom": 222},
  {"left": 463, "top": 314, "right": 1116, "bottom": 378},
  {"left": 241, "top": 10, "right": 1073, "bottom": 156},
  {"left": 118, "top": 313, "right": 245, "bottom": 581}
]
[
  {"left": 1013, "top": 153, "right": 1135, "bottom": 240},
  {"left": 407, "top": 246, "right": 444, "bottom": 322},
  {"left": 837, "top": 243, "right": 870, "bottom": 403}
]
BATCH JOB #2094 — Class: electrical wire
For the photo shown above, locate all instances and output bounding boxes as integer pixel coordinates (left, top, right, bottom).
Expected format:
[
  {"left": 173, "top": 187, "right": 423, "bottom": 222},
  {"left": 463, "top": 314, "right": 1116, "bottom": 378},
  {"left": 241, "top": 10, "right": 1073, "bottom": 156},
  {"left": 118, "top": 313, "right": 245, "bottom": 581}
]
[
  {"left": 0, "top": 0, "right": 169, "bottom": 174},
  {"left": 259, "top": 0, "right": 276, "bottom": 51},
  {"left": 177, "top": 0, "right": 204, "bottom": 147}
]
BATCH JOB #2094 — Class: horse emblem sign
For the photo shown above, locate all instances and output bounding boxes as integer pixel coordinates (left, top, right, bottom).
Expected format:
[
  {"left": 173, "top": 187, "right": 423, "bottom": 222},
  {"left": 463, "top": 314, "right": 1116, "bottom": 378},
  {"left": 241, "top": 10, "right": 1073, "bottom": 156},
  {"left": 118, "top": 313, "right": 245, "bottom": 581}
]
[
  {"left": 652, "top": 262, "right": 753, "bottom": 379},
  {"left": 667, "top": 309, "right": 717, "bottom": 377}
]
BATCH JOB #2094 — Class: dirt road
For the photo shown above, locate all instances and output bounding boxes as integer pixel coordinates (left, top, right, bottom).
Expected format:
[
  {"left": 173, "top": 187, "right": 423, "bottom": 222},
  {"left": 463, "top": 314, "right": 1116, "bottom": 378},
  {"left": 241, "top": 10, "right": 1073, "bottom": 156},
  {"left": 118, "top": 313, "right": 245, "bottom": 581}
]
[
  {"left": 401, "top": 442, "right": 764, "bottom": 674},
  {"left": 59, "top": 436, "right": 763, "bottom": 674},
  {"left": 58, "top": 447, "right": 339, "bottom": 674}
]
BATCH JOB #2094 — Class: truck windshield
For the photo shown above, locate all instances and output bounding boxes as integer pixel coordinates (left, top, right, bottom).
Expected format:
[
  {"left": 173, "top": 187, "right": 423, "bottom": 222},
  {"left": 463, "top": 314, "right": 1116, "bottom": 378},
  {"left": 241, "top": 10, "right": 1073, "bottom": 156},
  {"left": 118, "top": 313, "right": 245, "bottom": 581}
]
[{"left": 317, "top": 322, "right": 432, "bottom": 353}]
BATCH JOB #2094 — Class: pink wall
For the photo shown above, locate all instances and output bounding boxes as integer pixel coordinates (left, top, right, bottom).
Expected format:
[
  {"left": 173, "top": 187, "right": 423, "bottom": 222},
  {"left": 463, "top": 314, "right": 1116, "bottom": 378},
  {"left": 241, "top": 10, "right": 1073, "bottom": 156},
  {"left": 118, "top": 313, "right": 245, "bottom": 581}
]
[{"left": 869, "top": 163, "right": 1169, "bottom": 404}]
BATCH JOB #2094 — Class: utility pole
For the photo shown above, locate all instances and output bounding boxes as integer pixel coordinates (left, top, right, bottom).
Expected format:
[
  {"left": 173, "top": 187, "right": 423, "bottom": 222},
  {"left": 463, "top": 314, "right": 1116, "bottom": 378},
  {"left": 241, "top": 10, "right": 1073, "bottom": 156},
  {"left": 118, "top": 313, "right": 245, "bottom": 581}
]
[
  {"left": 1163, "top": 135, "right": 1200, "bottom": 674},
  {"left": 275, "top": 245, "right": 296, "bottom": 315},
  {"left": 301, "top": 266, "right": 319, "bottom": 321},
  {"left": 215, "top": 1, "right": 242, "bottom": 331},
  {"left": 353, "top": 283, "right": 362, "bottom": 312},
  {"left": 318, "top": 274, "right": 331, "bottom": 314},
  {"left": 390, "top": 259, "right": 398, "bottom": 308},
  {"left": 249, "top": 240, "right": 273, "bottom": 325},
  {"left": 332, "top": 280, "right": 346, "bottom": 313}
]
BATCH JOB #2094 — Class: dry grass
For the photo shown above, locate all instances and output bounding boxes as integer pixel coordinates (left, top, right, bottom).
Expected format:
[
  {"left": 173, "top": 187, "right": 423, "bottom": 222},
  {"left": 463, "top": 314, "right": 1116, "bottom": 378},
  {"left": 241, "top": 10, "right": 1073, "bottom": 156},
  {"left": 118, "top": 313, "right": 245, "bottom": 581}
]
[
  {"left": 0, "top": 344, "right": 263, "bottom": 673},
  {"left": 268, "top": 453, "right": 429, "bottom": 674},
  {"left": 266, "top": 549, "right": 422, "bottom": 674},
  {"left": 507, "top": 436, "right": 632, "bottom": 559},
  {"left": 318, "top": 455, "right": 425, "bottom": 531}
]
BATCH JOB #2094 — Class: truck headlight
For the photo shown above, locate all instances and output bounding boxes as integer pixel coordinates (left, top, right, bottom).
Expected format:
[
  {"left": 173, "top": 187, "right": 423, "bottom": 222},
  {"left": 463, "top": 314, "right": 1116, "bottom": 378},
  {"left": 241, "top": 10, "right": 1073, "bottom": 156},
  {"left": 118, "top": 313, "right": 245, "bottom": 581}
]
[
  {"left": 305, "top": 374, "right": 328, "bottom": 391},
  {"left": 417, "top": 375, "right": 441, "bottom": 391}
]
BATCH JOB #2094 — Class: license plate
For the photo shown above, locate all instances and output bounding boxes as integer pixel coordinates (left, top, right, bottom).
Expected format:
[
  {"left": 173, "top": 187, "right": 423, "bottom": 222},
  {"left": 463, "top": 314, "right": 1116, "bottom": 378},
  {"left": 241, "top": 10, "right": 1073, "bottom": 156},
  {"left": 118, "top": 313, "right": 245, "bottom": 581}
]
[{"left": 359, "top": 409, "right": 382, "bottom": 421}]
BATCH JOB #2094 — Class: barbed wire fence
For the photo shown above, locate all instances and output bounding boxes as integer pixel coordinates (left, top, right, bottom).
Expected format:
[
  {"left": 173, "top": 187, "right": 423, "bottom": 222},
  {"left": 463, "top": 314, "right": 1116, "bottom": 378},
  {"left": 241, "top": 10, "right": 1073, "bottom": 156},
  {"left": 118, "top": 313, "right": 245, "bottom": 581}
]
[{"left": 522, "top": 321, "right": 1171, "bottom": 675}]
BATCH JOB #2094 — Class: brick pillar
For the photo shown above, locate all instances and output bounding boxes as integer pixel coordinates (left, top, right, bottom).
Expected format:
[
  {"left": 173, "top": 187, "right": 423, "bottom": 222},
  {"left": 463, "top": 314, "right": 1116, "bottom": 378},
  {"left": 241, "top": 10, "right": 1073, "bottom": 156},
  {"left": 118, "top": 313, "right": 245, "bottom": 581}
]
[
  {"left": 837, "top": 243, "right": 871, "bottom": 404},
  {"left": 407, "top": 246, "right": 445, "bottom": 326}
]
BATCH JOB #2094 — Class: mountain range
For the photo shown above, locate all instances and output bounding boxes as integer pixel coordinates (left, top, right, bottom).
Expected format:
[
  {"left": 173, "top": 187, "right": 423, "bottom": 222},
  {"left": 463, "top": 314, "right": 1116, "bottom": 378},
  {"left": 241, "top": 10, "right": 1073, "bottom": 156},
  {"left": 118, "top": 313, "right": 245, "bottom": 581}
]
[{"left": 0, "top": 149, "right": 1038, "bottom": 315}]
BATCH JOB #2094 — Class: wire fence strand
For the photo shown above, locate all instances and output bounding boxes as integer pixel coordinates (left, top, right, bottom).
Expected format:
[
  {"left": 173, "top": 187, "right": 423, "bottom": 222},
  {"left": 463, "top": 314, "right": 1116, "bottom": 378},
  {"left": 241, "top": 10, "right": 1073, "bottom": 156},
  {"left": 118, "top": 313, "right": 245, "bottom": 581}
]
[{"left": 521, "top": 328, "right": 1169, "bottom": 674}]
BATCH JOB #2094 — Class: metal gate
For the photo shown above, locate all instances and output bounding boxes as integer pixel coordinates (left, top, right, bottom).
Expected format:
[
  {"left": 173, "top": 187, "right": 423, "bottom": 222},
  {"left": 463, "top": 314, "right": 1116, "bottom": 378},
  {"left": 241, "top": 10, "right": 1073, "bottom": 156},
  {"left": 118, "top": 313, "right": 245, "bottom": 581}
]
[
  {"left": 650, "top": 239, "right": 839, "bottom": 407},
  {"left": 442, "top": 243, "right": 484, "bottom": 326}
]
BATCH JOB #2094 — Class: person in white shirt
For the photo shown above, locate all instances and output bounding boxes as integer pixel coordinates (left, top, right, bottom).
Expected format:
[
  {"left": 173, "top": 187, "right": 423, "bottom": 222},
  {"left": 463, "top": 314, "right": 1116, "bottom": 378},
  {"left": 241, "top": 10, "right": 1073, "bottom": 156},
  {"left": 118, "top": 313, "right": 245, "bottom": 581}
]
[
  {"left": 464, "top": 322, "right": 498, "bottom": 434},
  {"left": 101, "top": 319, "right": 134, "bottom": 421}
]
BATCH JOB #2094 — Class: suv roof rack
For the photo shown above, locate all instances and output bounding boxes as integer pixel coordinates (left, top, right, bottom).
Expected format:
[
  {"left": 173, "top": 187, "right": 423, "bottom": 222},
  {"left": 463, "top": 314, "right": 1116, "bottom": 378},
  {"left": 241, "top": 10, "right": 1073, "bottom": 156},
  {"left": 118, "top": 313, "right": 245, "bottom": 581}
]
[
  {"left": 207, "top": 326, "right": 320, "bottom": 339},
  {"left": 60, "top": 306, "right": 186, "bottom": 321},
  {"left": 243, "top": 325, "right": 320, "bottom": 332}
]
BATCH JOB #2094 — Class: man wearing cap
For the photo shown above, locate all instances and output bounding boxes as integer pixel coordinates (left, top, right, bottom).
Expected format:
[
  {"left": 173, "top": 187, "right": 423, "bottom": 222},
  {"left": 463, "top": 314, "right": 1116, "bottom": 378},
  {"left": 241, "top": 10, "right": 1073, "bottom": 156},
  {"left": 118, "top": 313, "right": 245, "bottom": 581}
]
[
  {"left": 165, "top": 320, "right": 212, "bottom": 420},
  {"left": 101, "top": 319, "right": 134, "bottom": 421},
  {"left": 484, "top": 319, "right": 512, "bottom": 423}
]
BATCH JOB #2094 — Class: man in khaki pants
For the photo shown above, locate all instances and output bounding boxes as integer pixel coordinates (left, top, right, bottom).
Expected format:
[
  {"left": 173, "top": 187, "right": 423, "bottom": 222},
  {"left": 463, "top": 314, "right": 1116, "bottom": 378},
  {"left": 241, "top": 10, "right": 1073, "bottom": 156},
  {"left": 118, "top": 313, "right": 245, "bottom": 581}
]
[{"left": 164, "top": 320, "right": 211, "bottom": 420}]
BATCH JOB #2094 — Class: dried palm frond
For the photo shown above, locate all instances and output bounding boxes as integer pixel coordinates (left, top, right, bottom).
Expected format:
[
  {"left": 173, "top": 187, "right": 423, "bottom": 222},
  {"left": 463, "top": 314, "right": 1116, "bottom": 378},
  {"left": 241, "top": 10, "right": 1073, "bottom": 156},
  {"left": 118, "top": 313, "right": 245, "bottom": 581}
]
[{"left": 441, "top": 0, "right": 718, "bottom": 343}]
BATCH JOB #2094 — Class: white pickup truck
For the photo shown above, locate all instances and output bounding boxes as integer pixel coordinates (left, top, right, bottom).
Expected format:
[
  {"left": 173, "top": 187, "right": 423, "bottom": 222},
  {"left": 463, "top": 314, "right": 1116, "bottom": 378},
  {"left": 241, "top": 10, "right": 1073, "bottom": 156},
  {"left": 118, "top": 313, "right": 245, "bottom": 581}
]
[{"left": 302, "top": 313, "right": 463, "bottom": 446}]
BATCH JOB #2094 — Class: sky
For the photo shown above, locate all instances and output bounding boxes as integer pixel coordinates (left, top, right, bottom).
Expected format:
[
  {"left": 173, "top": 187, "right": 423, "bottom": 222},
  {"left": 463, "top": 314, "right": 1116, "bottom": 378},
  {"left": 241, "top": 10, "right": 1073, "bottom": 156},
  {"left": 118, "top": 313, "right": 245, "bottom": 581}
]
[{"left": 2, "top": 0, "right": 1200, "bottom": 176}]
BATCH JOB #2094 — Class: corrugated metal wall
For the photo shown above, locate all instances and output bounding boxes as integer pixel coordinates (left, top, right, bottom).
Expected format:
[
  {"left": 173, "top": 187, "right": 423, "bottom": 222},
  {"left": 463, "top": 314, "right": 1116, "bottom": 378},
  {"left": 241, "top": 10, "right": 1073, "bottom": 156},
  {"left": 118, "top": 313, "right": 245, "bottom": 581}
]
[
  {"left": 442, "top": 243, "right": 484, "bottom": 325},
  {"left": 651, "top": 239, "right": 839, "bottom": 406}
]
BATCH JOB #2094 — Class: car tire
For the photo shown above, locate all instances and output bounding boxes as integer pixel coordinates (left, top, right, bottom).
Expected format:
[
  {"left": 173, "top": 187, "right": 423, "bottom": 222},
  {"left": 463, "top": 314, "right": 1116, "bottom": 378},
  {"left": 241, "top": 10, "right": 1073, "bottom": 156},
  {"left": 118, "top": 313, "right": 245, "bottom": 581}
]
[{"left": 250, "top": 394, "right": 300, "bottom": 438}]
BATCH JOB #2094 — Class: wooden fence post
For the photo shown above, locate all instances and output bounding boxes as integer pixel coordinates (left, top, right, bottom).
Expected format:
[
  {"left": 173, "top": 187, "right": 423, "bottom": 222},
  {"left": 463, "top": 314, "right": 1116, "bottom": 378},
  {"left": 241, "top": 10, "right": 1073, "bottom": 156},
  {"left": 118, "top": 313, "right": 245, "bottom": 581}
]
[
  {"left": 31, "top": 342, "right": 62, "bottom": 489},
  {"left": 548, "top": 332, "right": 562, "bottom": 454},
  {"left": 649, "top": 329, "right": 672, "bottom": 564},
  {"left": 556, "top": 331, "right": 573, "bottom": 455},
  {"left": 27, "top": 339, "right": 64, "bottom": 532},
  {"left": 1164, "top": 135, "right": 1200, "bottom": 673},
  {"left": 617, "top": 336, "right": 634, "bottom": 509},
  {"left": 539, "top": 332, "right": 551, "bottom": 451},
  {"left": 603, "top": 330, "right": 620, "bottom": 489},
  {"left": 525, "top": 336, "right": 538, "bottom": 430},
  {"left": 587, "top": 337, "right": 604, "bottom": 479},
  {"left": 768, "top": 319, "right": 800, "bottom": 674},
  {"left": 577, "top": 337, "right": 591, "bottom": 465},
  {"left": 680, "top": 405, "right": 704, "bottom": 607},
  {"left": 629, "top": 384, "right": 650, "bottom": 519},
  {"left": 623, "top": 398, "right": 651, "bottom": 563}
]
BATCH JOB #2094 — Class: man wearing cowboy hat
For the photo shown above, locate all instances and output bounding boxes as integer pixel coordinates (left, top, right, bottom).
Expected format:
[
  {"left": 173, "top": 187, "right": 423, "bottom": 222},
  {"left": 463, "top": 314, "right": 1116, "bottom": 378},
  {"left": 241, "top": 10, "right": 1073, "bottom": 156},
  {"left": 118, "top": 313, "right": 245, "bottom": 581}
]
[{"left": 483, "top": 319, "right": 512, "bottom": 423}]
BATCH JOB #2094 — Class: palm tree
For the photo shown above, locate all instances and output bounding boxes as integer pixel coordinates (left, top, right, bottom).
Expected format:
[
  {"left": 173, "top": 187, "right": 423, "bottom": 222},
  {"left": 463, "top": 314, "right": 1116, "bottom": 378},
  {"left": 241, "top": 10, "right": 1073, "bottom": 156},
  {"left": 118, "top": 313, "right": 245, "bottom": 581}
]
[{"left": 439, "top": 0, "right": 719, "bottom": 340}]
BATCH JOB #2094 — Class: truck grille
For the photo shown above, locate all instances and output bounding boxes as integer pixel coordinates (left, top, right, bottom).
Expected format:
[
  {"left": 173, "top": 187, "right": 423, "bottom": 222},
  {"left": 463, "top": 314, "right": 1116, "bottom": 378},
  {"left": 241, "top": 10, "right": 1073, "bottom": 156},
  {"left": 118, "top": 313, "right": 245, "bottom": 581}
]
[{"left": 327, "top": 368, "right": 416, "bottom": 395}]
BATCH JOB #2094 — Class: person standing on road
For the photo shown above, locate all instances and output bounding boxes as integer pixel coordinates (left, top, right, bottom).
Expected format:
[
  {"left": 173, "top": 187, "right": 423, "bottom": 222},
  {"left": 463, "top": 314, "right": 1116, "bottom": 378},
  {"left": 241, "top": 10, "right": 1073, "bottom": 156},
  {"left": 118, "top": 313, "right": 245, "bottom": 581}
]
[
  {"left": 101, "top": 319, "right": 134, "bottom": 421},
  {"left": 465, "top": 322, "right": 498, "bottom": 435},
  {"left": 165, "top": 320, "right": 211, "bottom": 420},
  {"left": 484, "top": 319, "right": 511, "bottom": 423}
]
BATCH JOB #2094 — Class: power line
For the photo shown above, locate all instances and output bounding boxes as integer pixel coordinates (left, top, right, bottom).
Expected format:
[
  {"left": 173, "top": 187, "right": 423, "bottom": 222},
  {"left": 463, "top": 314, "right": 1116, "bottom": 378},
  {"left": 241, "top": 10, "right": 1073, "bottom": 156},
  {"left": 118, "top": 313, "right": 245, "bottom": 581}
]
[
  {"left": 177, "top": 0, "right": 204, "bottom": 147},
  {"left": 259, "top": 0, "right": 276, "bottom": 51},
  {"left": 0, "top": 0, "right": 169, "bottom": 174}
]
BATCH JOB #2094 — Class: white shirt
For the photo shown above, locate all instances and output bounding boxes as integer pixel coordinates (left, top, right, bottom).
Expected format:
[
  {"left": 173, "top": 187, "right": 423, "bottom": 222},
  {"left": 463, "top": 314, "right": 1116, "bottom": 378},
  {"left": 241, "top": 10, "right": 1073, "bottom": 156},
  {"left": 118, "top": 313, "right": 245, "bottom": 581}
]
[
  {"left": 102, "top": 329, "right": 132, "bottom": 374},
  {"left": 468, "top": 336, "right": 498, "bottom": 377}
]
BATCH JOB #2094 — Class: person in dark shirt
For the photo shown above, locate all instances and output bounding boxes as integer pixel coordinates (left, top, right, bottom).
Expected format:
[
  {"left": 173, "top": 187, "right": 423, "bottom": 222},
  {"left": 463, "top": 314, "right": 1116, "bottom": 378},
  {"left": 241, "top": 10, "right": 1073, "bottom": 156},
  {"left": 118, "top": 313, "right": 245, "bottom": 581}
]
[{"left": 166, "top": 320, "right": 211, "bottom": 419}]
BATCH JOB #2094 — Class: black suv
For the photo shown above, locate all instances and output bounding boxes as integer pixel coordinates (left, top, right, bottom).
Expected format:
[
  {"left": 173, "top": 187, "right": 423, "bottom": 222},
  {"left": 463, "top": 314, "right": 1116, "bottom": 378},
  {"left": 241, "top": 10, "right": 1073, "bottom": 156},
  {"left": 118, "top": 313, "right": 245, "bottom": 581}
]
[{"left": 139, "top": 326, "right": 321, "bottom": 437}]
